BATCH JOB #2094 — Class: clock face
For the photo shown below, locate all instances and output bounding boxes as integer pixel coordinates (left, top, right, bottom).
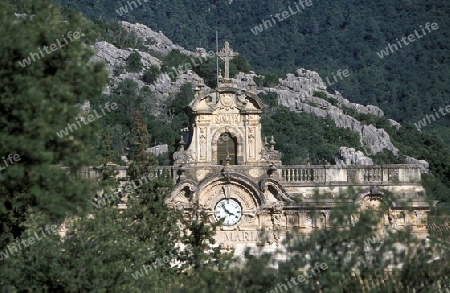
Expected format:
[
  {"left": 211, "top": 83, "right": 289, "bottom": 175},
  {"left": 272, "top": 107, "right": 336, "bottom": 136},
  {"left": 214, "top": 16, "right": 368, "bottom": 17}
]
[{"left": 214, "top": 198, "right": 242, "bottom": 226}]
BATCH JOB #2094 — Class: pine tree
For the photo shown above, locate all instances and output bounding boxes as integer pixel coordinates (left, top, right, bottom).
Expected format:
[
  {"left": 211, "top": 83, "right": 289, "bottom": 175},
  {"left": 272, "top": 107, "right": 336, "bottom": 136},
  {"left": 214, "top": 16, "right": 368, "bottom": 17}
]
[
  {"left": 128, "top": 110, "right": 153, "bottom": 181},
  {"left": 0, "top": 0, "right": 107, "bottom": 254},
  {"left": 130, "top": 110, "right": 149, "bottom": 162},
  {"left": 92, "top": 127, "right": 120, "bottom": 212},
  {"left": 179, "top": 207, "right": 231, "bottom": 272},
  {"left": 0, "top": 0, "right": 109, "bottom": 290},
  {"left": 98, "top": 127, "right": 115, "bottom": 164}
]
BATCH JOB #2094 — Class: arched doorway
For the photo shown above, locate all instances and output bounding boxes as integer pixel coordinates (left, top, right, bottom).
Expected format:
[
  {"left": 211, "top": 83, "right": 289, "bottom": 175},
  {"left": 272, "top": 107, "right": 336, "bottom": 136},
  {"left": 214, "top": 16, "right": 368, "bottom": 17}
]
[{"left": 217, "top": 132, "right": 237, "bottom": 165}]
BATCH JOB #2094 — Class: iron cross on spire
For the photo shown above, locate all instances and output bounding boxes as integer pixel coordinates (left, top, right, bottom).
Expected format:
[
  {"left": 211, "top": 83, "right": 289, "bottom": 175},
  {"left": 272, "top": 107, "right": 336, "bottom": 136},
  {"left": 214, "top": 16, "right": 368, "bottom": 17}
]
[{"left": 217, "top": 41, "right": 239, "bottom": 79}]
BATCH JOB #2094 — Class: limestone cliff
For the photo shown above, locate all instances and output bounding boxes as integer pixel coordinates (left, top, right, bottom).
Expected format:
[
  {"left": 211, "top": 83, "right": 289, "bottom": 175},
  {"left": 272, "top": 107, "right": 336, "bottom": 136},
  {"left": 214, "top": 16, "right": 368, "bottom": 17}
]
[
  {"left": 232, "top": 70, "right": 399, "bottom": 156},
  {"left": 93, "top": 21, "right": 210, "bottom": 114}
]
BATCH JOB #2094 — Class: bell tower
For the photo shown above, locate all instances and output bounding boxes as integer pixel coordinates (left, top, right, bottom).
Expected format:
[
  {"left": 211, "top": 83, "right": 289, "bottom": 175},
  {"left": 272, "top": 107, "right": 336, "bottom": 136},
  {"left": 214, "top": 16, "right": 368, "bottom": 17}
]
[{"left": 173, "top": 42, "right": 281, "bottom": 167}]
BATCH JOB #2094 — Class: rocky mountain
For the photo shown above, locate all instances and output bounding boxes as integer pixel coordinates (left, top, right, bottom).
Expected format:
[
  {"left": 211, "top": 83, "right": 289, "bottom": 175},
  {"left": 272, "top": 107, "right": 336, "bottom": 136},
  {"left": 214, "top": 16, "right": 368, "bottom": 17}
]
[{"left": 92, "top": 21, "right": 428, "bottom": 170}]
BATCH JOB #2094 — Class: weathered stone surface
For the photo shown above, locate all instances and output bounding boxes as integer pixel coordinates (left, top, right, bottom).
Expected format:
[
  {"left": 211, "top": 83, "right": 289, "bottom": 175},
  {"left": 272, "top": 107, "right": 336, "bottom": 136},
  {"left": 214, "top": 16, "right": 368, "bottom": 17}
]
[
  {"left": 388, "top": 119, "right": 402, "bottom": 129},
  {"left": 281, "top": 69, "right": 327, "bottom": 94},
  {"left": 93, "top": 28, "right": 206, "bottom": 97},
  {"left": 154, "top": 72, "right": 209, "bottom": 97},
  {"left": 335, "top": 147, "right": 373, "bottom": 166},
  {"left": 93, "top": 29, "right": 210, "bottom": 115},
  {"left": 146, "top": 144, "right": 169, "bottom": 156},
  {"left": 405, "top": 156, "right": 429, "bottom": 173},
  {"left": 226, "top": 69, "right": 401, "bottom": 157},
  {"left": 94, "top": 41, "right": 161, "bottom": 74},
  {"left": 232, "top": 72, "right": 260, "bottom": 90},
  {"left": 78, "top": 100, "right": 90, "bottom": 112},
  {"left": 121, "top": 21, "right": 194, "bottom": 56}
]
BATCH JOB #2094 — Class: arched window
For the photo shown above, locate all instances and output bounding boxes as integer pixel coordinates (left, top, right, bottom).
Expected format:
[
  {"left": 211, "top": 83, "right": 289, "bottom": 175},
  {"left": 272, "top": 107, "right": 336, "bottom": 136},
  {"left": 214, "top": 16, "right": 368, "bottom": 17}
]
[{"left": 217, "top": 132, "right": 237, "bottom": 165}]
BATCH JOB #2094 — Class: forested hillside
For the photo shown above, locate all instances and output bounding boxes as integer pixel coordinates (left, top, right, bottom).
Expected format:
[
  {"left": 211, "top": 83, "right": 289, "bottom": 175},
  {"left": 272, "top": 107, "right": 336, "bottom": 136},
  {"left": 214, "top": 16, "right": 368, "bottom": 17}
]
[{"left": 54, "top": 0, "right": 450, "bottom": 131}]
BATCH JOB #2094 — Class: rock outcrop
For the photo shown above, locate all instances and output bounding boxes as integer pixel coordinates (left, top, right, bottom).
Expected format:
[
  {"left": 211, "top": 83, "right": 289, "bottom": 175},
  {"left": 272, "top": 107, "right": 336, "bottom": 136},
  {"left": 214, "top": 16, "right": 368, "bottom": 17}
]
[
  {"left": 93, "top": 29, "right": 210, "bottom": 114},
  {"left": 121, "top": 21, "right": 194, "bottom": 56},
  {"left": 146, "top": 144, "right": 169, "bottom": 156},
  {"left": 231, "top": 70, "right": 399, "bottom": 156},
  {"left": 94, "top": 41, "right": 161, "bottom": 71},
  {"left": 405, "top": 156, "right": 429, "bottom": 173},
  {"left": 335, "top": 147, "right": 373, "bottom": 166}
]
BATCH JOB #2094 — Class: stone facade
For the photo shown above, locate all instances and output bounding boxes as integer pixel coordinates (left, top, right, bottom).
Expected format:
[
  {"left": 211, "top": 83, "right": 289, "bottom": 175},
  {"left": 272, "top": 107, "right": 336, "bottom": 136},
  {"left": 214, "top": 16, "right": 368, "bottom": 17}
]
[{"left": 164, "top": 43, "right": 433, "bottom": 256}]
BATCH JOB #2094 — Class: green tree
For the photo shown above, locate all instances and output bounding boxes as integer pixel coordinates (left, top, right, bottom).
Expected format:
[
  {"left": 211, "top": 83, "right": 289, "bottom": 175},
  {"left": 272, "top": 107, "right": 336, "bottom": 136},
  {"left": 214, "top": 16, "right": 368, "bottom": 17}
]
[
  {"left": 261, "top": 107, "right": 360, "bottom": 164},
  {"left": 179, "top": 209, "right": 231, "bottom": 272},
  {"left": 90, "top": 19, "right": 146, "bottom": 51},
  {"left": 161, "top": 50, "right": 191, "bottom": 72},
  {"left": 4, "top": 184, "right": 178, "bottom": 292},
  {"left": 228, "top": 55, "right": 253, "bottom": 77},
  {"left": 192, "top": 57, "right": 218, "bottom": 88},
  {"left": 128, "top": 109, "right": 156, "bottom": 183},
  {"left": 263, "top": 74, "right": 279, "bottom": 87},
  {"left": 129, "top": 110, "right": 149, "bottom": 162},
  {"left": 253, "top": 74, "right": 279, "bottom": 87},
  {"left": 126, "top": 51, "right": 143, "bottom": 73},
  {"left": 98, "top": 127, "right": 115, "bottom": 164},
  {"left": 0, "top": 0, "right": 107, "bottom": 255},
  {"left": 142, "top": 65, "right": 161, "bottom": 84}
]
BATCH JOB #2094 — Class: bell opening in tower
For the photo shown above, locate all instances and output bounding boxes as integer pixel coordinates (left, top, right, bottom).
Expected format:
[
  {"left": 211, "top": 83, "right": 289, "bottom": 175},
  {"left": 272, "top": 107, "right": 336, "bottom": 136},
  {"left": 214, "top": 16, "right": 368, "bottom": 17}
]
[{"left": 217, "top": 132, "right": 237, "bottom": 165}]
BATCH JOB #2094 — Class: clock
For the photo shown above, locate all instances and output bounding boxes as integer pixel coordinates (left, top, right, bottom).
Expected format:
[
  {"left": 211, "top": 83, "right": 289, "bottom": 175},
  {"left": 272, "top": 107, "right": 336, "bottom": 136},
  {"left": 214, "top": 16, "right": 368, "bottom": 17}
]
[{"left": 214, "top": 198, "right": 242, "bottom": 226}]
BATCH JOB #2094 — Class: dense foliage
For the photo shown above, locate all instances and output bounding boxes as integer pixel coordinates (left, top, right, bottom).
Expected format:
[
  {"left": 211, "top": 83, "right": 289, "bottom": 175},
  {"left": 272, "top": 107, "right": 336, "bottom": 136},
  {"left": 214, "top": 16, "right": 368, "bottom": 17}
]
[
  {"left": 0, "top": 0, "right": 107, "bottom": 252},
  {"left": 126, "top": 51, "right": 143, "bottom": 73},
  {"left": 54, "top": 0, "right": 450, "bottom": 130}
]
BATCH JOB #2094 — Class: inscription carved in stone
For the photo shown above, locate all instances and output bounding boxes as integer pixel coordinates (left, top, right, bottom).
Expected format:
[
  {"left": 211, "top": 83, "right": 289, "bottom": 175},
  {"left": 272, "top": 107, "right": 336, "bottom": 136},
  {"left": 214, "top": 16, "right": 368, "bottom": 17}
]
[
  {"left": 224, "top": 231, "right": 258, "bottom": 242},
  {"left": 215, "top": 114, "right": 241, "bottom": 124}
]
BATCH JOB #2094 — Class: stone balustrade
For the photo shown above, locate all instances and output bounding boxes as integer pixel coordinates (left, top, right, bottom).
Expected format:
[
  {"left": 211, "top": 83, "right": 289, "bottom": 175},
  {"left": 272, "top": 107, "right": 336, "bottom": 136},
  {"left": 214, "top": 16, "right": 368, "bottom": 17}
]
[
  {"left": 62, "top": 164, "right": 423, "bottom": 185},
  {"left": 279, "top": 164, "right": 422, "bottom": 184}
]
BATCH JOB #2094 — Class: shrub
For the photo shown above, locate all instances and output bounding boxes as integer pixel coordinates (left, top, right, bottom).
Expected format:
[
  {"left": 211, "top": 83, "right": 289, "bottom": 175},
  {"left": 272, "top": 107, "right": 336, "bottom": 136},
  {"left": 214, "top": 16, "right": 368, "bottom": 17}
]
[
  {"left": 263, "top": 74, "right": 279, "bottom": 87},
  {"left": 313, "top": 91, "right": 328, "bottom": 100},
  {"left": 126, "top": 51, "right": 143, "bottom": 73},
  {"left": 253, "top": 76, "right": 264, "bottom": 87},
  {"left": 142, "top": 65, "right": 161, "bottom": 84}
]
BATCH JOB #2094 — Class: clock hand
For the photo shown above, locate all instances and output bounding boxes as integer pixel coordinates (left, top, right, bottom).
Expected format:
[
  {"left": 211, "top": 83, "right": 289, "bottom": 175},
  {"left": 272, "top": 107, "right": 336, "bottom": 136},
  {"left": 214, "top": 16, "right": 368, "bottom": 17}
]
[
  {"left": 225, "top": 208, "right": 234, "bottom": 216},
  {"left": 221, "top": 203, "right": 229, "bottom": 214},
  {"left": 221, "top": 203, "right": 234, "bottom": 215},
  {"left": 225, "top": 204, "right": 236, "bottom": 216}
]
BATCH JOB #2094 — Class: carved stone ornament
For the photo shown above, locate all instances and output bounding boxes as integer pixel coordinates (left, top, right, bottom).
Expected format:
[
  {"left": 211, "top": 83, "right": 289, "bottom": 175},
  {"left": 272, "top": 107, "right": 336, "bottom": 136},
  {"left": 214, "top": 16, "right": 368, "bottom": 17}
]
[
  {"left": 271, "top": 201, "right": 284, "bottom": 213},
  {"left": 196, "top": 169, "right": 210, "bottom": 181},
  {"left": 260, "top": 179, "right": 294, "bottom": 203},
  {"left": 304, "top": 217, "right": 313, "bottom": 228},
  {"left": 173, "top": 150, "right": 196, "bottom": 164},
  {"left": 248, "top": 168, "right": 262, "bottom": 178},
  {"left": 347, "top": 168, "right": 357, "bottom": 183},
  {"left": 259, "top": 149, "right": 281, "bottom": 161},
  {"left": 220, "top": 94, "right": 234, "bottom": 108},
  {"left": 174, "top": 202, "right": 184, "bottom": 211}
]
